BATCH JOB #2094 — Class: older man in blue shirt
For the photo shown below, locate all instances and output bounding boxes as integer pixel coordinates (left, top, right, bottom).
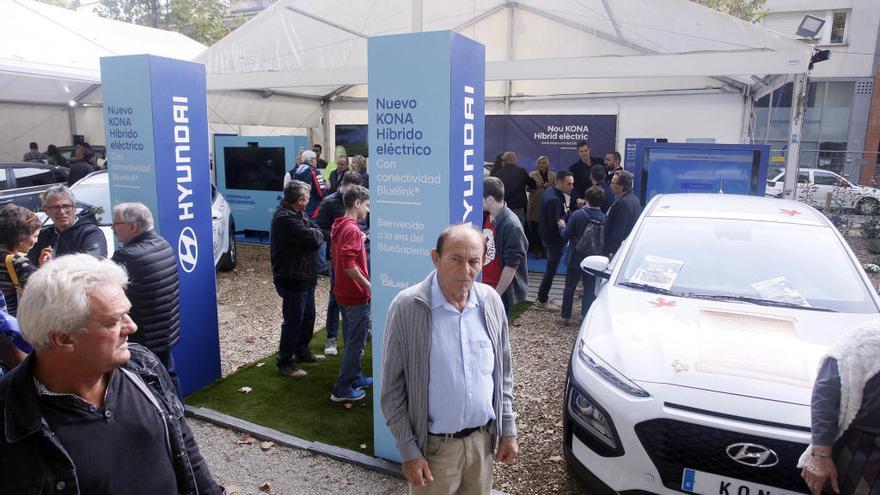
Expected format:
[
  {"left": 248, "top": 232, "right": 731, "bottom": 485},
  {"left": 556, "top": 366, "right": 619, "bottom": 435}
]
[{"left": 381, "top": 224, "right": 518, "bottom": 494}]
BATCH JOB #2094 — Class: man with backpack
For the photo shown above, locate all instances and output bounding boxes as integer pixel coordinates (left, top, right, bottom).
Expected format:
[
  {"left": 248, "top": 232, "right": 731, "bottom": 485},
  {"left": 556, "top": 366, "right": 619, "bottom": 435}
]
[{"left": 559, "top": 185, "right": 607, "bottom": 326}]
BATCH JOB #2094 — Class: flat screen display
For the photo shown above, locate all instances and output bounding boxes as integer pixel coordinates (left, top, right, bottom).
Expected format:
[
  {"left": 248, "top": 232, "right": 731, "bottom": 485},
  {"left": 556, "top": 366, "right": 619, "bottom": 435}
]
[
  {"left": 223, "top": 146, "right": 286, "bottom": 191},
  {"left": 642, "top": 148, "right": 761, "bottom": 203}
]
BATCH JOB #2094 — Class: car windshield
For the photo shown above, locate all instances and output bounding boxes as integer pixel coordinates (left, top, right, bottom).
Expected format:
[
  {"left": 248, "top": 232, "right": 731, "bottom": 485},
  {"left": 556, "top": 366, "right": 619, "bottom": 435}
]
[
  {"left": 617, "top": 217, "right": 878, "bottom": 313},
  {"left": 70, "top": 176, "right": 111, "bottom": 225}
]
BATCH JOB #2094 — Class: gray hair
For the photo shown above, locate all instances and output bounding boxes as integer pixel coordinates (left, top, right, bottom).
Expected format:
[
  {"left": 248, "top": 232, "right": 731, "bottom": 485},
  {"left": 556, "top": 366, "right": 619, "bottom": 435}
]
[
  {"left": 43, "top": 184, "right": 75, "bottom": 206},
  {"left": 19, "top": 254, "right": 129, "bottom": 350},
  {"left": 283, "top": 179, "right": 310, "bottom": 204},
  {"left": 113, "top": 202, "right": 154, "bottom": 232}
]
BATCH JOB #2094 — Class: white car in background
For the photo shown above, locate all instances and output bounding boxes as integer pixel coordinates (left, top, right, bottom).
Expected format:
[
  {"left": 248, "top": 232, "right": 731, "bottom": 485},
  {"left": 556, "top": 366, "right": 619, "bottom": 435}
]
[
  {"left": 565, "top": 193, "right": 879, "bottom": 495},
  {"left": 766, "top": 168, "right": 880, "bottom": 214},
  {"left": 62, "top": 170, "right": 237, "bottom": 271}
]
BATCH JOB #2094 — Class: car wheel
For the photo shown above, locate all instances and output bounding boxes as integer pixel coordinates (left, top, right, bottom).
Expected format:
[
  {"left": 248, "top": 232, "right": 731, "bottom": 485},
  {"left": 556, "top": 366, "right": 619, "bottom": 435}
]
[
  {"left": 858, "top": 198, "right": 878, "bottom": 215},
  {"left": 217, "top": 219, "right": 236, "bottom": 272}
]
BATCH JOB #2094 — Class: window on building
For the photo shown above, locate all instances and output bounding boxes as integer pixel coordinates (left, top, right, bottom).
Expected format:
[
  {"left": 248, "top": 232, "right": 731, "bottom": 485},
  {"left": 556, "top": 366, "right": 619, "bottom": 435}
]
[{"left": 830, "top": 11, "right": 847, "bottom": 44}]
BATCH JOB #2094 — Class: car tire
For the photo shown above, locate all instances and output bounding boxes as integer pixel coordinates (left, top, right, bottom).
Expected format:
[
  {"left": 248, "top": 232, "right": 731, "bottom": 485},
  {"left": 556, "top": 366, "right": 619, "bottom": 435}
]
[
  {"left": 217, "top": 219, "right": 236, "bottom": 272},
  {"left": 858, "top": 197, "right": 878, "bottom": 215}
]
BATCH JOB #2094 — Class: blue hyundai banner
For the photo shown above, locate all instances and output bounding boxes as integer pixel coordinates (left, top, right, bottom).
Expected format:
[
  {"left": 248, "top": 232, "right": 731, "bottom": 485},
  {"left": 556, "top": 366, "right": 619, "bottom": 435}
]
[
  {"left": 369, "top": 31, "right": 485, "bottom": 462},
  {"left": 485, "top": 115, "right": 617, "bottom": 171},
  {"left": 101, "top": 55, "right": 221, "bottom": 396}
]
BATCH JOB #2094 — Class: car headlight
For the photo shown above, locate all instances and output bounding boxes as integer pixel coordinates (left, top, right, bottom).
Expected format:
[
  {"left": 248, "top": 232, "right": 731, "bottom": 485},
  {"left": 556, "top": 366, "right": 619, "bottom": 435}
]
[
  {"left": 577, "top": 339, "right": 650, "bottom": 398},
  {"left": 568, "top": 386, "right": 617, "bottom": 450}
]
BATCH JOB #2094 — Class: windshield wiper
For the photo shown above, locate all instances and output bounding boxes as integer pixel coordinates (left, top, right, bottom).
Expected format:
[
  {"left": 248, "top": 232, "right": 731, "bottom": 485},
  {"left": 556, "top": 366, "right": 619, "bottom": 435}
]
[
  {"left": 685, "top": 293, "right": 836, "bottom": 312},
  {"left": 618, "top": 281, "right": 684, "bottom": 297}
]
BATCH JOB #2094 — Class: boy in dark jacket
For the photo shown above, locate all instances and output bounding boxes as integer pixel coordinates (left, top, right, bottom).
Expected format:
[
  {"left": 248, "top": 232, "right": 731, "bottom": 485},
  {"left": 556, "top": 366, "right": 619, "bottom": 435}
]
[
  {"left": 271, "top": 180, "right": 326, "bottom": 379},
  {"left": 329, "top": 185, "right": 372, "bottom": 402},
  {"left": 560, "top": 186, "right": 607, "bottom": 325}
]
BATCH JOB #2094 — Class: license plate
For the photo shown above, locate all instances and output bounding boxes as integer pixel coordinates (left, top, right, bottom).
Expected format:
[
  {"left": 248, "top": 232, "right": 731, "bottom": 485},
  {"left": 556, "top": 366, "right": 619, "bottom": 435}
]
[{"left": 681, "top": 468, "right": 807, "bottom": 495}]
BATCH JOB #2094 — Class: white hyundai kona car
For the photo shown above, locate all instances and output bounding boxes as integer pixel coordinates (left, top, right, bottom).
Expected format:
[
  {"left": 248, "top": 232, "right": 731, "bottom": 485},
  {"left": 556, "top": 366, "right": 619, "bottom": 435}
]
[{"left": 564, "top": 193, "right": 879, "bottom": 495}]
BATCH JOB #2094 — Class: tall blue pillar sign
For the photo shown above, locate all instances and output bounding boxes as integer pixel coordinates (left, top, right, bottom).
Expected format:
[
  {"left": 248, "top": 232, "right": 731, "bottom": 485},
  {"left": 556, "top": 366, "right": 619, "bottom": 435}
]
[
  {"left": 100, "top": 55, "right": 221, "bottom": 396},
  {"left": 369, "top": 31, "right": 485, "bottom": 461}
]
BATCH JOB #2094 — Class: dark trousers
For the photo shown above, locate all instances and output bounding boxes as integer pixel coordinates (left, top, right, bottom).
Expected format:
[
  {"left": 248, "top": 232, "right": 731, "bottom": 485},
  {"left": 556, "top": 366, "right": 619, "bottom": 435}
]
[
  {"left": 275, "top": 285, "right": 316, "bottom": 366},
  {"left": 529, "top": 221, "right": 543, "bottom": 255},
  {"left": 561, "top": 263, "right": 596, "bottom": 320},
  {"left": 333, "top": 303, "right": 370, "bottom": 395},
  {"left": 537, "top": 243, "right": 563, "bottom": 303},
  {"left": 153, "top": 348, "right": 183, "bottom": 399},
  {"left": 325, "top": 263, "right": 339, "bottom": 340}
]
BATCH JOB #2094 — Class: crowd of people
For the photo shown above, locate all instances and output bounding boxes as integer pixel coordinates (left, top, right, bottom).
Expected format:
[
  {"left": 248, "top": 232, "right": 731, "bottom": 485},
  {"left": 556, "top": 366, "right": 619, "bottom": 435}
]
[
  {"left": 485, "top": 140, "right": 641, "bottom": 325},
  {"left": 22, "top": 142, "right": 103, "bottom": 186},
  {"left": 1, "top": 139, "right": 876, "bottom": 495}
]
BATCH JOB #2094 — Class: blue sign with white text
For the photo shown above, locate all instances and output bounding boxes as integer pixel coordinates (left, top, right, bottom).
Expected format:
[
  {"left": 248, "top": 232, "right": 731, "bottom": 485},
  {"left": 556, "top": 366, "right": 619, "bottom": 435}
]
[
  {"left": 101, "top": 55, "right": 221, "bottom": 396},
  {"left": 369, "top": 31, "right": 485, "bottom": 462}
]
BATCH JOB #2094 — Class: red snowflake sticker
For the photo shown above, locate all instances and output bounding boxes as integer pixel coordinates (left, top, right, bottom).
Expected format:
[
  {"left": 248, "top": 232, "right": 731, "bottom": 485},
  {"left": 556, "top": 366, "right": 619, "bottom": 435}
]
[
  {"left": 779, "top": 209, "right": 802, "bottom": 216},
  {"left": 648, "top": 297, "right": 676, "bottom": 308}
]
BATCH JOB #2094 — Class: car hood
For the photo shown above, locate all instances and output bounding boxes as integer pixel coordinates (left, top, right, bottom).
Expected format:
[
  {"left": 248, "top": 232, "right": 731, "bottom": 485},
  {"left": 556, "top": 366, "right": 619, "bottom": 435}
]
[{"left": 582, "top": 285, "right": 878, "bottom": 406}]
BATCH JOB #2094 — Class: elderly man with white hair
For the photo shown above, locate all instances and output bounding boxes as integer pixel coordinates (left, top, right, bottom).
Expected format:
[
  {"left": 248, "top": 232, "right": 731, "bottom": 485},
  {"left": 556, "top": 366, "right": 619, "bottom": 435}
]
[
  {"left": 111, "top": 202, "right": 183, "bottom": 397},
  {"left": 0, "top": 254, "right": 223, "bottom": 494}
]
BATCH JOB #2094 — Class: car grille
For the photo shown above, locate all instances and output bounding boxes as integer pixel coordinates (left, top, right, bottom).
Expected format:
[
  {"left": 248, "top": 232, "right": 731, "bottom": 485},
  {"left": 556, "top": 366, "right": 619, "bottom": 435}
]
[{"left": 634, "top": 419, "right": 809, "bottom": 493}]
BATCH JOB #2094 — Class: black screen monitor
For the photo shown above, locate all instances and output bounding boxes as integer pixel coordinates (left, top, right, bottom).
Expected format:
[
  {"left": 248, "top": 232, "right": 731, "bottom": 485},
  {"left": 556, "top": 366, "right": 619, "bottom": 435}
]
[{"left": 223, "top": 146, "right": 286, "bottom": 191}]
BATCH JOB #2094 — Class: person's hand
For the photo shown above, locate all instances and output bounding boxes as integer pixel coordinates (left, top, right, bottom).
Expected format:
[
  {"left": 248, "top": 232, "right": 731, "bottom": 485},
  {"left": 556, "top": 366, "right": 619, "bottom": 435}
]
[
  {"left": 496, "top": 436, "right": 518, "bottom": 464},
  {"left": 402, "top": 457, "right": 433, "bottom": 487},
  {"left": 801, "top": 449, "right": 839, "bottom": 495},
  {"left": 557, "top": 219, "right": 566, "bottom": 229},
  {"left": 38, "top": 246, "right": 53, "bottom": 265}
]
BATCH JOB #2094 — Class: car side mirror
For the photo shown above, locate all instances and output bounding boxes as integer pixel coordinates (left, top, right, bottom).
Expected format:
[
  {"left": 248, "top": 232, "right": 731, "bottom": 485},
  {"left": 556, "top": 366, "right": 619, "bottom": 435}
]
[{"left": 581, "top": 255, "right": 611, "bottom": 279}]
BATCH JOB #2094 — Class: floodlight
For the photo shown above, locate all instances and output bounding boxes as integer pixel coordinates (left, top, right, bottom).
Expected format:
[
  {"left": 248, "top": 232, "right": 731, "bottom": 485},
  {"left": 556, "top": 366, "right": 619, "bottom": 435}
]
[
  {"left": 67, "top": 100, "right": 77, "bottom": 107},
  {"left": 796, "top": 14, "right": 825, "bottom": 39}
]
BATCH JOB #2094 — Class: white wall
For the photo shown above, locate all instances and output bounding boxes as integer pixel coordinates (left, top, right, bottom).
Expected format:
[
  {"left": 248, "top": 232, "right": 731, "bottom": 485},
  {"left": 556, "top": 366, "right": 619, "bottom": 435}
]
[
  {"left": 763, "top": 0, "right": 879, "bottom": 79},
  {"left": 0, "top": 103, "right": 70, "bottom": 161},
  {"left": 325, "top": 92, "right": 747, "bottom": 160}
]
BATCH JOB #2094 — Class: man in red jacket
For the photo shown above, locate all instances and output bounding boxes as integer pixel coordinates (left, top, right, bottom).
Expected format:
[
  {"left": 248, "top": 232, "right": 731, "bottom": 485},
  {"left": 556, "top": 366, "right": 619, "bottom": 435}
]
[{"left": 330, "top": 185, "right": 372, "bottom": 402}]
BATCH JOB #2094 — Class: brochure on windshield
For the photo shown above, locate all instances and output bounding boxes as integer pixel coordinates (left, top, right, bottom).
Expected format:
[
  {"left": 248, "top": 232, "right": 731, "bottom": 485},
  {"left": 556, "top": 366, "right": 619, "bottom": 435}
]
[
  {"left": 751, "top": 277, "right": 811, "bottom": 307},
  {"left": 628, "top": 255, "right": 684, "bottom": 290}
]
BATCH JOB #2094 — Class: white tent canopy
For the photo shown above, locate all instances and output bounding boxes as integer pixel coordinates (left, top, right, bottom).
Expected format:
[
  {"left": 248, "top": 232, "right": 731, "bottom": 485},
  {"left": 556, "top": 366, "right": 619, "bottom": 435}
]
[
  {"left": 0, "top": 0, "right": 205, "bottom": 160},
  {"left": 199, "top": 0, "right": 814, "bottom": 131}
]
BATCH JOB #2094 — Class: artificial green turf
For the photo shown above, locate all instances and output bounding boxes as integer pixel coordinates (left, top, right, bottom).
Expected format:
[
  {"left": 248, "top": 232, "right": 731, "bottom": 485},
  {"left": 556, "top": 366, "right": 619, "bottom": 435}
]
[
  {"left": 186, "top": 327, "right": 374, "bottom": 452},
  {"left": 187, "top": 302, "right": 531, "bottom": 453}
]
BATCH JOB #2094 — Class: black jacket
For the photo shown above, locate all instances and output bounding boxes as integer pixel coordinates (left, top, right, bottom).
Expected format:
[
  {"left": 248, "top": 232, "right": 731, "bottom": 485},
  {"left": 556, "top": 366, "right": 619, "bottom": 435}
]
[
  {"left": 270, "top": 202, "right": 323, "bottom": 290},
  {"left": 0, "top": 344, "right": 223, "bottom": 495},
  {"left": 538, "top": 186, "right": 567, "bottom": 247},
  {"left": 491, "top": 164, "right": 536, "bottom": 210},
  {"left": 67, "top": 161, "right": 96, "bottom": 186},
  {"left": 568, "top": 157, "right": 598, "bottom": 208},
  {"left": 604, "top": 191, "right": 642, "bottom": 257},
  {"left": 111, "top": 231, "right": 180, "bottom": 353},
  {"left": 314, "top": 191, "right": 345, "bottom": 259},
  {"left": 27, "top": 209, "right": 107, "bottom": 264}
]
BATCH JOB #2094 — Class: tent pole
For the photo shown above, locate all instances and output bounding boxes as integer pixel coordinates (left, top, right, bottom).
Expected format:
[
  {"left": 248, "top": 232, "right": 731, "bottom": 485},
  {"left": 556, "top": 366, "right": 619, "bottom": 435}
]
[
  {"left": 504, "top": 3, "right": 514, "bottom": 115},
  {"left": 783, "top": 73, "right": 808, "bottom": 200},
  {"left": 68, "top": 106, "right": 77, "bottom": 145},
  {"left": 412, "top": 0, "right": 422, "bottom": 32}
]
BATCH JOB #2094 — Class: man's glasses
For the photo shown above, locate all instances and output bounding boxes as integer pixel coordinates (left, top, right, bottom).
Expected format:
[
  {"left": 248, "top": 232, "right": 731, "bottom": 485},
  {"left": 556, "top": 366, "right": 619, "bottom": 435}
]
[{"left": 46, "top": 204, "right": 75, "bottom": 212}]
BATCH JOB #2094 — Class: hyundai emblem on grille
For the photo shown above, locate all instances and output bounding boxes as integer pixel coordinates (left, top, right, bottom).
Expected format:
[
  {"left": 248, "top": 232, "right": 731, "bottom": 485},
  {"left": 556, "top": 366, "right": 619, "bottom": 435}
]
[{"left": 725, "top": 443, "right": 779, "bottom": 468}]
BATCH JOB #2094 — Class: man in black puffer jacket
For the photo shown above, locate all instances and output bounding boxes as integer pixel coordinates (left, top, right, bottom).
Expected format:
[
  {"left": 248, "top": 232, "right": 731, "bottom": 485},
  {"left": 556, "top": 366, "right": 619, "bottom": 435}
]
[
  {"left": 27, "top": 185, "right": 107, "bottom": 266},
  {"left": 271, "top": 179, "right": 325, "bottom": 379},
  {"left": 110, "top": 202, "right": 182, "bottom": 397}
]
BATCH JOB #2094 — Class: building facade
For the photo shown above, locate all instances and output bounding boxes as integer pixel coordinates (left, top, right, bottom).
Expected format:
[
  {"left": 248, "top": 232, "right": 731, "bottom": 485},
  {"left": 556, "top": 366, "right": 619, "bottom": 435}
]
[{"left": 756, "top": 0, "right": 880, "bottom": 184}]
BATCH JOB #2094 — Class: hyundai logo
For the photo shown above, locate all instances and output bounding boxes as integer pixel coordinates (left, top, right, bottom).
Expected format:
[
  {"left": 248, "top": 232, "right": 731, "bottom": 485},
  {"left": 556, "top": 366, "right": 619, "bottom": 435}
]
[
  {"left": 726, "top": 443, "right": 779, "bottom": 468},
  {"left": 178, "top": 226, "right": 198, "bottom": 273}
]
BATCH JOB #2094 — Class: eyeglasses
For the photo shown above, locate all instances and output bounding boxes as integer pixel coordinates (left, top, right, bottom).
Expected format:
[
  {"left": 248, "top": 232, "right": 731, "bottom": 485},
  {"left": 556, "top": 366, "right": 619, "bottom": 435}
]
[{"left": 46, "top": 204, "right": 75, "bottom": 212}]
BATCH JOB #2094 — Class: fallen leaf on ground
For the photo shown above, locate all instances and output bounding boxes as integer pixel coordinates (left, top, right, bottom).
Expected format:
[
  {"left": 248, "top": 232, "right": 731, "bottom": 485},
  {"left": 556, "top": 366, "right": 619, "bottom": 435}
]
[
  {"left": 343, "top": 403, "right": 353, "bottom": 409},
  {"left": 226, "top": 485, "right": 241, "bottom": 494},
  {"left": 360, "top": 443, "right": 368, "bottom": 450},
  {"left": 548, "top": 455, "right": 563, "bottom": 463},
  {"left": 236, "top": 434, "right": 256, "bottom": 445},
  {"left": 338, "top": 478, "right": 352, "bottom": 486},
  {"left": 258, "top": 481, "right": 271, "bottom": 491},
  {"left": 260, "top": 441, "right": 274, "bottom": 451},
  {"left": 238, "top": 386, "right": 253, "bottom": 394},
  {"left": 255, "top": 362, "right": 265, "bottom": 368}
]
